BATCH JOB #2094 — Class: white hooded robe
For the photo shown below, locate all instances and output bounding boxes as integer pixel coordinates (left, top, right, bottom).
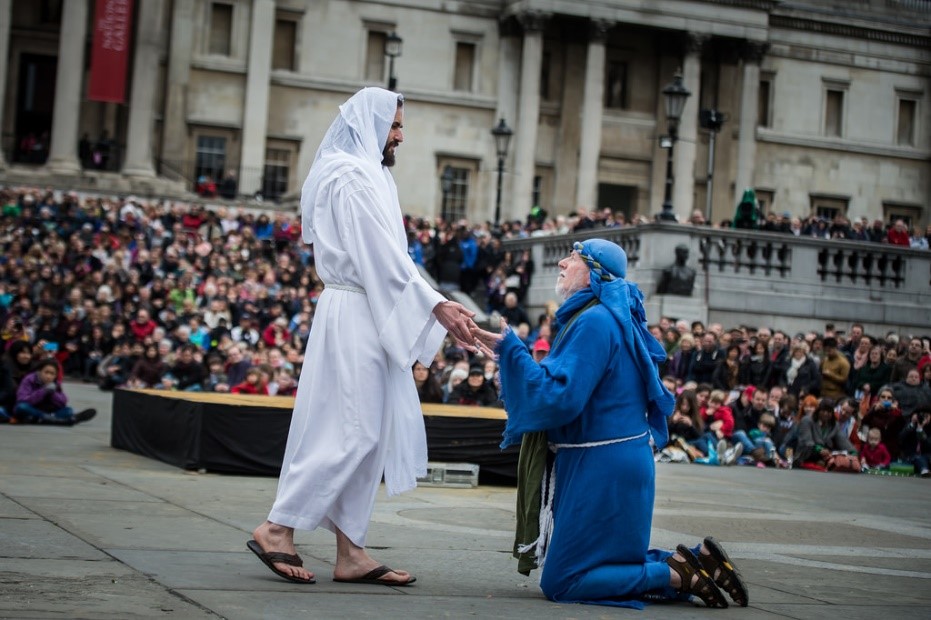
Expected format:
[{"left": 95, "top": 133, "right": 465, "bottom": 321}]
[{"left": 268, "top": 88, "right": 447, "bottom": 546}]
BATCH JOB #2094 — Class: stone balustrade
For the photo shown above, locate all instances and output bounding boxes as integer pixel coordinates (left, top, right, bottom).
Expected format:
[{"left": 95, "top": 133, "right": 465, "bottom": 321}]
[{"left": 503, "top": 223, "right": 931, "bottom": 335}]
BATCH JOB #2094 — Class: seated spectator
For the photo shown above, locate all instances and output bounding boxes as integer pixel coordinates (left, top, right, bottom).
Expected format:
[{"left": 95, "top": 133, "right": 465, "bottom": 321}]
[
  {"left": 891, "top": 368, "right": 931, "bottom": 416},
  {"left": 231, "top": 367, "right": 268, "bottom": 395},
  {"left": 5, "top": 341, "right": 36, "bottom": 391},
  {"left": 862, "top": 386, "right": 906, "bottom": 460},
  {"left": 448, "top": 364, "right": 498, "bottom": 407},
  {"left": 738, "top": 340, "right": 771, "bottom": 388},
  {"left": 695, "top": 390, "right": 736, "bottom": 464},
  {"left": 442, "top": 366, "right": 468, "bottom": 403},
  {"left": 165, "top": 345, "right": 206, "bottom": 391},
  {"left": 272, "top": 367, "right": 298, "bottom": 397},
  {"left": 413, "top": 361, "right": 443, "bottom": 403},
  {"left": 127, "top": 343, "right": 169, "bottom": 388},
  {"left": 666, "top": 334, "right": 695, "bottom": 384},
  {"left": 898, "top": 410, "right": 931, "bottom": 476},
  {"left": 773, "top": 394, "right": 800, "bottom": 459},
  {"left": 667, "top": 390, "right": 705, "bottom": 458},
  {"left": 796, "top": 399, "right": 856, "bottom": 469},
  {"left": 732, "top": 386, "right": 770, "bottom": 437},
  {"left": 859, "top": 428, "right": 891, "bottom": 471},
  {"left": 734, "top": 413, "right": 787, "bottom": 468},
  {"left": 98, "top": 340, "right": 135, "bottom": 391},
  {"left": 224, "top": 344, "right": 252, "bottom": 387},
  {"left": 204, "top": 356, "right": 230, "bottom": 393},
  {"left": 0, "top": 351, "right": 15, "bottom": 422},
  {"left": 13, "top": 359, "right": 96, "bottom": 425}
]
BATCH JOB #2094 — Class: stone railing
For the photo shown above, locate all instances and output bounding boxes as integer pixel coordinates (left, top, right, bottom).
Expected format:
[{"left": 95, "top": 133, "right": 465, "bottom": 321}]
[{"left": 503, "top": 223, "right": 931, "bottom": 335}]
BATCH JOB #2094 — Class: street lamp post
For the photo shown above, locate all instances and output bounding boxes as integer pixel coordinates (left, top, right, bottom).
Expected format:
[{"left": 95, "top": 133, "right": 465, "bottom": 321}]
[
  {"left": 490, "top": 118, "right": 513, "bottom": 229},
  {"left": 384, "top": 31, "right": 402, "bottom": 91},
  {"left": 699, "top": 108, "right": 726, "bottom": 223},
  {"left": 440, "top": 164, "right": 454, "bottom": 222},
  {"left": 658, "top": 72, "right": 692, "bottom": 222}
]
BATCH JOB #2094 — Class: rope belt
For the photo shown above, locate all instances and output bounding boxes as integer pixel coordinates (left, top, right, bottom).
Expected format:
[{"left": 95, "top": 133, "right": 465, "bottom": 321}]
[
  {"left": 521, "top": 430, "right": 651, "bottom": 570},
  {"left": 325, "top": 283, "right": 365, "bottom": 294},
  {"left": 550, "top": 430, "right": 649, "bottom": 451}
]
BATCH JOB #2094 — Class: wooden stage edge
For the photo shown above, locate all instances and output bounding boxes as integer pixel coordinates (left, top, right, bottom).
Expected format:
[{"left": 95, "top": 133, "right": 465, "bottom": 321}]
[{"left": 127, "top": 389, "right": 508, "bottom": 420}]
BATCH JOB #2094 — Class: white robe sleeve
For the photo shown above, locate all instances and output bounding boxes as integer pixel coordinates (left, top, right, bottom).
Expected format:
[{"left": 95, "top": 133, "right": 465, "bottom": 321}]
[{"left": 340, "top": 185, "right": 447, "bottom": 369}]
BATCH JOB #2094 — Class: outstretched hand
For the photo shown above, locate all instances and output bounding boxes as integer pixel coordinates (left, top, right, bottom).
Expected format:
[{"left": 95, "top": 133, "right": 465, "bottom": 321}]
[
  {"left": 471, "top": 317, "right": 509, "bottom": 358},
  {"left": 433, "top": 300, "right": 477, "bottom": 349}
]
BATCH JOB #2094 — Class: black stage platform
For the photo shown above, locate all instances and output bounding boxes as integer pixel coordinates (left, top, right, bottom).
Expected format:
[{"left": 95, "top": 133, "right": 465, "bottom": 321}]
[{"left": 110, "top": 389, "right": 518, "bottom": 484}]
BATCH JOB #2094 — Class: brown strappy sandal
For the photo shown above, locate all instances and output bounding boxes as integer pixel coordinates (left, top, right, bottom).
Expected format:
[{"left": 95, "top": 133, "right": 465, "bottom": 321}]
[
  {"left": 666, "top": 544, "right": 728, "bottom": 608},
  {"left": 699, "top": 536, "right": 749, "bottom": 607}
]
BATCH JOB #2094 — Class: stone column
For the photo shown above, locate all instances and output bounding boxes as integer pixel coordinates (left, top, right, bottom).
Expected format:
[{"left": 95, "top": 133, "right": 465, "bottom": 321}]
[
  {"left": 239, "top": 0, "right": 275, "bottom": 196},
  {"left": 672, "top": 34, "right": 705, "bottom": 221},
  {"left": 0, "top": 0, "right": 11, "bottom": 169},
  {"left": 489, "top": 18, "right": 520, "bottom": 224},
  {"left": 733, "top": 41, "right": 767, "bottom": 207},
  {"left": 160, "top": 0, "right": 195, "bottom": 180},
  {"left": 122, "top": 0, "right": 165, "bottom": 177},
  {"left": 575, "top": 19, "right": 612, "bottom": 209},
  {"left": 46, "top": 0, "right": 89, "bottom": 174},
  {"left": 511, "top": 11, "right": 547, "bottom": 222}
]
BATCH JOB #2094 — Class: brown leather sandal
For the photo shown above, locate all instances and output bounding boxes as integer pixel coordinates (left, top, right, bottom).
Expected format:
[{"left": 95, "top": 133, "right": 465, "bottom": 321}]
[
  {"left": 699, "top": 536, "right": 749, "bottom": 607},
  {"left": 667, "top": 544, "right": 728, "bottom": 608}
]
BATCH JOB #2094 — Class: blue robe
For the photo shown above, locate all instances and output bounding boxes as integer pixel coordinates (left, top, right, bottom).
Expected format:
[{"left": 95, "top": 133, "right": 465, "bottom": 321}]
[{"left": 498, "top": 291, "right": 680, "bottom": 608}]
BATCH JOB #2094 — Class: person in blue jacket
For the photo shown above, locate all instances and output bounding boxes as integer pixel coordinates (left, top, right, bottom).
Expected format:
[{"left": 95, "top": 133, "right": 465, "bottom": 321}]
[{"left": 473, "top": 238, "right": 747, "bottom": 609}]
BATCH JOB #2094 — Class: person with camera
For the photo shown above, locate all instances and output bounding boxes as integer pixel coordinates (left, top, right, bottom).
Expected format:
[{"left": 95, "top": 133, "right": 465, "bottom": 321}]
[
  {"left": 898, "top": 409, "right": 931, "bottom": 477},
  {"left": 862, "top": 386, "right": 907, "bottom": 461},
  {"left": 12, "top": 359, "right": 96, "bottom": 425}
]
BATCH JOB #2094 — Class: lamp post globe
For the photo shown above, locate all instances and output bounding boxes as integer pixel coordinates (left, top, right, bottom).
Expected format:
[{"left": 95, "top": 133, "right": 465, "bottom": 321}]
[
  {"left": 659, "top": 72, "right": 691, "bottom": 222},
  {"left": 490, "top": 118, "right": 513, "bottom": 229}
]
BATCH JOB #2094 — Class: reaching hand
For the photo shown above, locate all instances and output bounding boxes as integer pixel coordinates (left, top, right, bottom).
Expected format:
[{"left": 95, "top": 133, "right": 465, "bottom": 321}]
[
  {"left": 433, "top": 300, "right": 477, "bottom": 349},
  {"left": 471, "top": 318, "right": 508, "bottom": 358}
]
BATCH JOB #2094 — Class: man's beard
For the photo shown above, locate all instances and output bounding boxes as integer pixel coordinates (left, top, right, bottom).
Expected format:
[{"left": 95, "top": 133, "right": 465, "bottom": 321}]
[{"left": 382, "top": 142, "right": 397, "bottom": 167}]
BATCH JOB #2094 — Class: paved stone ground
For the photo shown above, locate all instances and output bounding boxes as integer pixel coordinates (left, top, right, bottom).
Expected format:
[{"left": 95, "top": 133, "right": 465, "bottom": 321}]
[{"left": 0, "top": 383, "right": 929, "bottom": 619}]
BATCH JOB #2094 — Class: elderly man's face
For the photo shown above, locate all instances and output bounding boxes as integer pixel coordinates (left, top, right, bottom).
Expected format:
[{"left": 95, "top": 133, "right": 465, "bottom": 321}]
[
  {"left": 555, "top": 252, "right": 590, "bottom": 300},
  {"left": 382, "top": 106, "right": 404, "bottom": 167}
]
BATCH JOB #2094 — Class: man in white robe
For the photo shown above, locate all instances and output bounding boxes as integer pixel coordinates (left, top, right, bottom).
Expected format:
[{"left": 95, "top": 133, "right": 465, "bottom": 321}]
[{"left": 249, "top": 88, "right": 476, "bottom": 585}]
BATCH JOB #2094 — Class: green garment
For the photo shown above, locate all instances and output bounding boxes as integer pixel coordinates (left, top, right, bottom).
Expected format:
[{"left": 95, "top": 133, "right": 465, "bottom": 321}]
[{"left": 510, "top": 298, "right": 599, "bottom": 575}]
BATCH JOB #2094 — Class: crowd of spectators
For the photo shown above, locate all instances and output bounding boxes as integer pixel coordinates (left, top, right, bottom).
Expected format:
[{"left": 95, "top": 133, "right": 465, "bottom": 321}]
[{"left": 1, "top": 185, "right": 928, "bottom": 476}]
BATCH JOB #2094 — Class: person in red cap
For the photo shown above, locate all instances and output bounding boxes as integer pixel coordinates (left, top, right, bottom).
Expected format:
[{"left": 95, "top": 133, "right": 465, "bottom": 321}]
[{"left": 531, "top": 338, "right": 550, "bottom": 362}]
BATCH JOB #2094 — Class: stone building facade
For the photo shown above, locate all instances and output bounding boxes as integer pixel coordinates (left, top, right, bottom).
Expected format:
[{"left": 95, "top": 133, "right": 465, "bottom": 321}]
[{"left": 0, "top": 0, "right": 928, "bottom": 226}]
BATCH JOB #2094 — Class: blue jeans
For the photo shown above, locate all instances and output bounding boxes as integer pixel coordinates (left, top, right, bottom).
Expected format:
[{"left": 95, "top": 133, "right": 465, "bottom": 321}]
[
  {"left": 732, "top": 430, "right": 776, "bottom": 458},
  {"left": 14, "top": 402, "right": 74, "bottom": 424},
  {"left": 906, "top": 454, "right": 929, "bottom": 473}
]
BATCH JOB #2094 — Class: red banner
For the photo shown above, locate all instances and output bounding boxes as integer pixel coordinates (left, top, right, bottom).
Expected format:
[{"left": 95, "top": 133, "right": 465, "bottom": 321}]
[{"left": 87, "top": 0, "right": 135, "bottom": 103}]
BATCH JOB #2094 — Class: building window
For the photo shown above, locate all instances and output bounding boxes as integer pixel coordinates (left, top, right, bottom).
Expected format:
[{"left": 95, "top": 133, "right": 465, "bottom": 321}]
[
  {"left": 365, "top": 31, "right": 387, "bottom": 82},
  {"left": 605, "top": 61, "right": 628, "bottom": 109},
  {"left": 533, "top": 166, "right": 554, "bottom": 214},
  {"left": 262, "top": 148, "right": 291, "bottom": 202},
  {"left": 194, "top": 136, "right": 227, "bottom": 191},
  {"left": 823, "top": 88, "right": 844, "bottom": 137},
  {"left": 757, "top": 78, "right": 771, "bottom": 128},
  {"left": 453, "top": 42, "right": 475, "bottom": 92},
  {"left": 897, "top": 98, "right": 917, "bottom": 146},
  {"left": 597, "top": 183, "right": 636, "bottom": 220},
  {"left": 272, "top": 17, "right": 297, "bottom": 71},
  {"left": 442, "top": 166, "right": 470, "bottom": 222},
  {"left": 209, "top": 3, "right": 234, "bottom": 56},
  {"left": 883, "top": 203, "right": 920, "bottom": 228},
  {"left": 755, "top": 189, "right": 775, "bottom": 215},
  {"left": 810, "top": 194, "right": 848, "bottom": 220}
]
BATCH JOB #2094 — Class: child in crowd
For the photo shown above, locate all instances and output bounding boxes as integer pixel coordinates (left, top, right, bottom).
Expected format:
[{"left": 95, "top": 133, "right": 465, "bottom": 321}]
[
  {"left": 272, "top": 368, "right": 298, "bottom": 397},
  {"left": 859, "top": 427, "right": 891, "bottom": 471},
  {"left": 231, "top": 367, "right": 267, "bottom": 395},
  {"left": 13, "top": 359, "right": 96, "bottom": 425},
  {"left": 204, "top": 356, "right": 230, "bottom": 392},
  {"left": 746, "top": 413, "right": 788, "bottom": 468}
]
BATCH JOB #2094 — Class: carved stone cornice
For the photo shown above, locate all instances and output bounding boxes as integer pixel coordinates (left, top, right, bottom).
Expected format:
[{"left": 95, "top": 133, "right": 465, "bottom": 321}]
[
  {"left": 770, "top": 14, "right": 930, "bottom": 49},
  {"left": 588, "top": 18, "right": 614, "bottom": 43},
  {"left": 740, "top": 40, "right": 769, "bottom": 63},
  {"left": 686, "top": 32, "right": 711, "bottom": 54},
  {"left": 516, "top": 10, "right": 549, "bottom": 34}
]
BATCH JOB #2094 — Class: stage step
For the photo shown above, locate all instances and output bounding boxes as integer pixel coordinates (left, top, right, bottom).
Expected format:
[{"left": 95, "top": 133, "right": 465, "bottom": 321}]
[{"left": 417, "top": 462, "right": 480, "bottom": 488}]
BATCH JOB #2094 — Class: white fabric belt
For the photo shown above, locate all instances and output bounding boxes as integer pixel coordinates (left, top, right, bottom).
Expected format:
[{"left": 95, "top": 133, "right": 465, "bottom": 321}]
[
  {"left": 549, "top": 430, "right": 649, "bottom": 451},
  {"left": 326, "top": 283, "right": 365, "bottom": 294}
]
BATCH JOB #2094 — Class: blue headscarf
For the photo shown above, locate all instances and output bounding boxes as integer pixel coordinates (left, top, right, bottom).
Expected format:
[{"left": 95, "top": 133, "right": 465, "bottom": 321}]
[{"left": 573, "top": 239, "right": 675, "bottom": 447}]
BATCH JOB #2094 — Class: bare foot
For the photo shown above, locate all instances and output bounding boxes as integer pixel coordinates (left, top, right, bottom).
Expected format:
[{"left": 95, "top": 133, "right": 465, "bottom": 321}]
[
  {"left": 333, "top": 528, "right": 413, "bottom": 584},
  {"left": 252, "top": 521, "right": 315, "bottom": 582}
]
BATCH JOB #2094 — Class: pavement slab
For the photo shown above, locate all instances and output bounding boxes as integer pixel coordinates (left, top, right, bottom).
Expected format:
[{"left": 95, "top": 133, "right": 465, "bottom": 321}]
[{"left": 0, "top": 383, "right": 929, "bottom": 620}]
